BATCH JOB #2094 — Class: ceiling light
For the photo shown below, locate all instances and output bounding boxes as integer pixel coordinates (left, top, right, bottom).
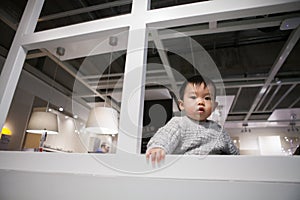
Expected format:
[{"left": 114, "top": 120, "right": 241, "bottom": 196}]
[
  {"left": 280, "top": 17, "right": 300, "bottom": 30},
  {"left": 241, "top": 122, "right": 251, "bottom": 133},
  {"left": 287, "top": 113, "right": 299, "bottom": 132},
  {"left": 275, "top": 77, "right": 281, "bottom": 84},
  {"left": 58, "top": 106, "right": 64, "bottom": 112}
]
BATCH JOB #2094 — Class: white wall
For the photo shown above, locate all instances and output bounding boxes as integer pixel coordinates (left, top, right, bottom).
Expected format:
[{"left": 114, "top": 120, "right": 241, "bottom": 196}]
[
  {"left": 45, "top": 112, "right": 87, "bottom": 153},
  {"left": 3, "top": 87, "right": 34, "bottom": 150},
  {"left": 227, "top": 127, "right": 300, "bottom": 155}
]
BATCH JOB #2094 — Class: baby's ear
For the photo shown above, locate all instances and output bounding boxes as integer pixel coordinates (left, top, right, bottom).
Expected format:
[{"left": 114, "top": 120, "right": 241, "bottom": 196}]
[{"left": 178, "top": 100, "right": 184, "bottom": 111}]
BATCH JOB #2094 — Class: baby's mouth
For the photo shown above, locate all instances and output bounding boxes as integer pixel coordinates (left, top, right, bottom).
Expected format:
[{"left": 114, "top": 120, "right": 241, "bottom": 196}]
[{"left": 198, "top": 107, "right": 205, "bottom": 112}]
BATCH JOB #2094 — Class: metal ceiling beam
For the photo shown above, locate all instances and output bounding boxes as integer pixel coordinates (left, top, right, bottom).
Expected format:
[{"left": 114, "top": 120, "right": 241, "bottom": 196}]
[
  {"left": 263, "top": 85, "right": 281, "bottom": 111},
  {"left": 0, "top": 8, "right": 18, "bottom": 30},
  {"left": 229, "top": 111, "right": 272, "bottom": 115},
  {"left": 270, "top": 83, "right": 297, "bottom": 111},
  {"left": 244, "top": 25, "right": 300, "bottom": 122},
  {"left": 88, "top": 75, "right": 171, "bottom": 88},
  {"left": 26, "top": 51, "right": 47, "bottom": 59},
  {"left": 149, "top": 29, "right": 179, "bottom": 97},
  {"left": 289, "top": 96, "right": 300, "bottom": 108},
  {"left": 255, "top": 85, "right": 273, "bottom": 111},
  {"left": 77, "top": 0, "right": 96, "bottom": 20},
  {"left": 81, "top": 69, "right": 167, "bottom": 80},
  {"left": 86, "top": 76, "right": 300, "bottom": 91},
  {"left": 230, "top": 87, "right": 242, "bottom": 113}
]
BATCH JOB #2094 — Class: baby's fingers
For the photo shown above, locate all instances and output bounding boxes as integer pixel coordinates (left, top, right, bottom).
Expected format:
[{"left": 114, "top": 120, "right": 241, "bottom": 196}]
[
  {"left": 157, "top": 150, "right": 165, "bottom": 163},
  {"left": 145, "top": 151, "right": 151, "bottom": 160},
  {"left": 151, "top": 151, "right": 157, "bottom": 163}
]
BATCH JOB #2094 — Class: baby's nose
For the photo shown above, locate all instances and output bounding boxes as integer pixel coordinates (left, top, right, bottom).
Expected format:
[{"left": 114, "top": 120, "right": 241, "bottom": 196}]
[{"left": 197, "top": 97, "right": 205, "bottom": 104}]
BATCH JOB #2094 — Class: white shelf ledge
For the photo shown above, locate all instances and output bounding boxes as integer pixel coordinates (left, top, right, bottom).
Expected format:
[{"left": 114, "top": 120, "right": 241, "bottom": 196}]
[{"left": 0, "top": 151, "right": 299, "bottom": 200}]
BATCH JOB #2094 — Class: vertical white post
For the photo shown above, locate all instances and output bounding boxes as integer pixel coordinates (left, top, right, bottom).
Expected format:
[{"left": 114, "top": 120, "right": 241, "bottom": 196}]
[
  {"left": 0, "top": 0, "right": 44, "bottom": 130},
  {"left": 117, "top": 0, "right": 150, "bottom": 154}
]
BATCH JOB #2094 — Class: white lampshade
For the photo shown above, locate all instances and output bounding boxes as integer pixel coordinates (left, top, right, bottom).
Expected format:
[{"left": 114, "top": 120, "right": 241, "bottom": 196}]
[
  {"left": 85, "top": 107, "right": 119, "bottom": 134},
  {"left": 26, "top": 111, "right": 58, "bottom": 134}
]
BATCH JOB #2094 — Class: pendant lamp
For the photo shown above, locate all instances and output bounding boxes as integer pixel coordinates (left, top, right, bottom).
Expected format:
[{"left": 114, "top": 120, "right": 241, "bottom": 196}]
[
  {"left": 26, "top": 110, "right": 58, "bottom": 135},
  {"left": 26, "top": 109, "right": 58, "bottom": 151},
  {"left": 25, "top": 47, "right": 64, "bottom": 151},
  {"left": 85, "top": 107, "right": 118, "bottom": 134},
  {"left": 85, "top": 36, "right": 119, "bottom": 135}
]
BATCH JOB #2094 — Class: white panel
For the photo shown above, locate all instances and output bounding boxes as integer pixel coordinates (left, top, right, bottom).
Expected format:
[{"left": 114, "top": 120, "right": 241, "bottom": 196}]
[
  {"left": 240, "top": 135, "right": 259, "bottom": 150},
  {"left": 268, "top": 108, "right": 300, "bottom": 121},
  {"left": 0, "top": 169, "right": 299, "bottom": 200},
  {"left": 259, "top": 136, "right": 283, "bottom": 155}
]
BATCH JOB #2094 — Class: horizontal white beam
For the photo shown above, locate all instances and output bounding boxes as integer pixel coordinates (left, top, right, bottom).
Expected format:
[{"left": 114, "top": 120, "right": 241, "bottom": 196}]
[
  {"left": 21, "top": 14, "right": 131, "bottom": 51},
  {"left": 158, "top": 13, "right": 298, "bottom": 40},
  {"left": 19, "top": 0, "right": 300, "bottom": 60},
  {"left": 146, "top": 0, "right": 300, "bottom": 28}
]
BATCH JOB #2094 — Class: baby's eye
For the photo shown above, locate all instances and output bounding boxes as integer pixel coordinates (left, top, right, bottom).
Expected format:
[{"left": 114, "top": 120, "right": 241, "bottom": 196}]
[
  {"left": 204, "top": 96, "right": 212, "bottom": 101},
  {"left": 189, "top": 96, "right": 197, "bottom": 99}
]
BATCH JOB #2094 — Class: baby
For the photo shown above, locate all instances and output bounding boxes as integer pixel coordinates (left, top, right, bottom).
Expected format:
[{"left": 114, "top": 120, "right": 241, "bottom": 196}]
[{"left": 146, "top": 75, "right": 239, "bottom": 163}]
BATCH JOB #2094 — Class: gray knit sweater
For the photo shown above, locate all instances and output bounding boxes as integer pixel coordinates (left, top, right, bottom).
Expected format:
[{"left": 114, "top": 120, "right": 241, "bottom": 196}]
[{"left": 147, "top": 116, "right": 239, "bottom": 155}]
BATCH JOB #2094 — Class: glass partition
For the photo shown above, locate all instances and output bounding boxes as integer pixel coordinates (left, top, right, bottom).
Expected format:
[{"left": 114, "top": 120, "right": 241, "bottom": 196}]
[
  {"left": 36, "top": 0, "right": 132, "bottom": 31},
  {"left": 1, "top": 0, "right": 299, "bottom": 157}
]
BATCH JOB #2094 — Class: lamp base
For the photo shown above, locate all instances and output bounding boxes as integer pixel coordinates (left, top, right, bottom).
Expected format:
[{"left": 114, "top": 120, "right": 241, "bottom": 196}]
[{"left": 36, "top": 132, "right": 47, "bottom": 152}]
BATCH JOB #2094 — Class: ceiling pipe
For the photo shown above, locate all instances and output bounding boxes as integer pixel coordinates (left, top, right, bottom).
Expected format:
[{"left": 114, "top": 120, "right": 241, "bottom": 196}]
[{"left": 243, "top": 25, "right": 300, "bottom": 123}]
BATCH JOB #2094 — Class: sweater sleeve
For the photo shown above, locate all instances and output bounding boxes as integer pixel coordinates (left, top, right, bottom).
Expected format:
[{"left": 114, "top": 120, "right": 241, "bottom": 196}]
[
  {"left": 146, "top": 117, "right": 181, "bottom": 154},
  {"left": 223, "top": 131, "right": 240, "bottom": 155}
]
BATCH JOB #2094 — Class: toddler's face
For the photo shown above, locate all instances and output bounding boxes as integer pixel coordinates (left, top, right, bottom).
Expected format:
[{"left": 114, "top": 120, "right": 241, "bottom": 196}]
[{"left": 179, "top": 82, "right": 217, "bottom": 121}]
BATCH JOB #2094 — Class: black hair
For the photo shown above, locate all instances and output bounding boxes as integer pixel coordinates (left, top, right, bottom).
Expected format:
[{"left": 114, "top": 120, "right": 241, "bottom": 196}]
[
  {"left": 179, "top": 75, "right": 217, "bottom": 100},
  {"left": 101, "top": 143, "right": 108, "bottom": 148}
]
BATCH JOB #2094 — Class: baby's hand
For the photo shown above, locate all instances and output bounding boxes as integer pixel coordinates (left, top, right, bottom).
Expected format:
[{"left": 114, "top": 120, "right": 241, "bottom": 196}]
[{"left": 146, "top": 147, "right": 166, "bottom": 163}]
